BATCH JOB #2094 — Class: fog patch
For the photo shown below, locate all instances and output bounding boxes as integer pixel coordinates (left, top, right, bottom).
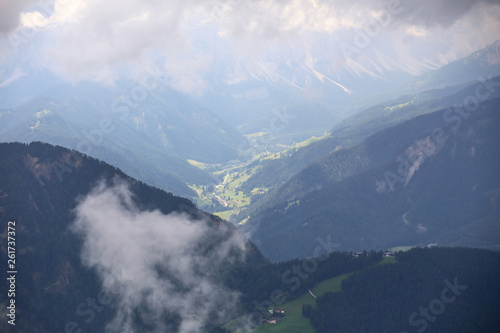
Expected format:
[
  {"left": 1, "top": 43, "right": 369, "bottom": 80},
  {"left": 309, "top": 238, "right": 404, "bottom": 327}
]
[{"left": 72, "top": 180, "right": 247, "bottom": 333}]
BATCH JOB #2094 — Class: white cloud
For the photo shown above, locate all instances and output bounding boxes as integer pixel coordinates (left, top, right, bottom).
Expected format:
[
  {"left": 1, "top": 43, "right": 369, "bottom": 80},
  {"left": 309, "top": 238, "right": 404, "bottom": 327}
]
[
  {"left": 2, "top": 0, "right": 500, "bottom": 93},
  {"left": 0, "top": 0, "right": 39, "bottom": 33},
  {"left": 71, "top": 180, "right": 247, "bottom": 333}
]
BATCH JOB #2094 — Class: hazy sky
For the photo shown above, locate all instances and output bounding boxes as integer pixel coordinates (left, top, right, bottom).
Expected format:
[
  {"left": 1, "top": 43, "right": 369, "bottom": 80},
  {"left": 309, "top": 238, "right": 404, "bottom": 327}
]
[{"left": 1, "top": 0, "right": 500, "bottom": 94}]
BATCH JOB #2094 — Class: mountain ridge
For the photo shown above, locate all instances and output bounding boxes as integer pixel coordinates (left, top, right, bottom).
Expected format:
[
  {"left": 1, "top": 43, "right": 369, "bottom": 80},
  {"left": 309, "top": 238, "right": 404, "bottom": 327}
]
[
  {"left": 0, "top": 141, "right": 273, "bottom": 332},
  {"left": 242, "top": 94, "right": 500, "bottom": 262}
]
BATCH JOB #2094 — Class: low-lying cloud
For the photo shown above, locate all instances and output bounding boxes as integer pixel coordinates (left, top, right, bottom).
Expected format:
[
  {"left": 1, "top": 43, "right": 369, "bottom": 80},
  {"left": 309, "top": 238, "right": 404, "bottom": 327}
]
[
  {"left": 71, "top": 180, "right": 247, "bottom": 333},
  {"left": 391, "top": 0, "right": 500, "bottom": 28},
  {"left": 3, "top": 0, "right": 500, "bottom": 94}
]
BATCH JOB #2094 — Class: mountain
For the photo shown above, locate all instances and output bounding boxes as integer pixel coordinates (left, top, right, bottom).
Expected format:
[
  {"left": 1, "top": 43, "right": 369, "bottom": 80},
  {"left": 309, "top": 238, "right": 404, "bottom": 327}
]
[
  {"left": 0, "top": 82, "right": 246, "bottom": 197},
  {"left": 196, "top": 63, "right": 345, "bottom": 147},
  {"left": 0, "top": 142, "right": 398, "bottom": 333},
  {"left": 237, "top": 76, "right": 500, "bottom": 212},
  {"left": 241, "top": 93, "right": 500, "bottom": 262},
  {"left": 195, "top": 40, "right": 500, "bottom": 144},
  {"left": 401, "top": 40, "right": 500, "bottom": 94},
  {"left": 0, "top": 68, "right": 64, "bottom": 109},
  {"left": 194, "top": 59, "right": 413, "bottom": 144},
  {"left": 0, "top": 142, "right": 271, "bottom": 332}
]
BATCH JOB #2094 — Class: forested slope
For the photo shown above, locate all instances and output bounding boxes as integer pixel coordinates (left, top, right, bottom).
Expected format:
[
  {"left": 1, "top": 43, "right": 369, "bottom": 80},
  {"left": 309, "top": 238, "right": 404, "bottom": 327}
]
[{"left": 306, "top": 247, "right": 500, "bottom": 333}]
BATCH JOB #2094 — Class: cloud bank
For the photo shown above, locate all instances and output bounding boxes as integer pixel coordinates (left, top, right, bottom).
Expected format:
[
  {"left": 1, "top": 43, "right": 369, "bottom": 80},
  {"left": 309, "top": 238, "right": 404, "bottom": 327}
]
[
  {"left": 2, "top": 0, "right": 500, "bottom": 93},
  {"left": 0, "top": 0, "right": 39, "bottom": 33},
  {"left": 71, "top": 180, "right": 247, "bottom": 333}
]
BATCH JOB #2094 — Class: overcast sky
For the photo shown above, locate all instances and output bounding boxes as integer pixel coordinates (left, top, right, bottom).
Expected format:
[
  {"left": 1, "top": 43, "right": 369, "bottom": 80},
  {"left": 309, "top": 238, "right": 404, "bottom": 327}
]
[{"left": 1, "top": 0, "right": 500, "bottom": 94}]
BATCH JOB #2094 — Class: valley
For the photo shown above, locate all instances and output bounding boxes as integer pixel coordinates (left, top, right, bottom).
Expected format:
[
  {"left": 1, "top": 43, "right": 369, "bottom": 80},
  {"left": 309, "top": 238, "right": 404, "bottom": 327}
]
[
  {"left": 1, "top": 3, "right": 500, "bottom": 330},
  {"left": 178, "top": 73, "right": 500, "bottom": 264},
  {"left": 187, "top": 133, "right": 331, "bottom": 221}
]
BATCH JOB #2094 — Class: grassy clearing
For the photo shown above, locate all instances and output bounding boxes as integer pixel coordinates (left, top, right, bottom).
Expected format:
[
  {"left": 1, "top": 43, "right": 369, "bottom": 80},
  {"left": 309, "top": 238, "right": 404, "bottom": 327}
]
[
  {"left": 238, "top": 216, "right": 250, "bottom": 225},
  {"left": 384, "top": 97, "right": 416, "bottom": 112},
  {"left": 251, "top": 187, "right": 268, "bottom": 195},
  {"left": 292, "top": 135, "right": 328, "bottom": 149},
  {"left": 251, "top": 272, "right": 353, "bottom": 333},
  {"left": 246, "top": 132, "right": 268, "bottom": 138},
  {"left": 195, "top": 198, "right": 213, "bottom": 207},
  {"left": 310, "top": 272, "right": 354, "bottom": 297},
  {"left": 390, "top": 245, "right": 416, "bottom": 253},
  {"left": 214, "top": 209, "right": 238, "bottom": 220},
  {"left": 250, "top": 257, "right": 397, "bottom": 333},
  {"left": 260, "top": 134, "right": 330, "bottom": 162},
  {"left": 188, "top": 184, "right": 204, "bottom": 196},
  {"left": 377, "top": 256, "right": 397, "bottom": 265},
  {"left": 226, "top": 171, "right": 253, "bottom": 189},
  {"left": 187, "top": 159, "right": 209, "bottom": 170},
  {"left": 250, "top": 292, "right": 316, "bottom": 333},
  {"left": 218, "top": 186, "right": 250, "bottom": 208}
]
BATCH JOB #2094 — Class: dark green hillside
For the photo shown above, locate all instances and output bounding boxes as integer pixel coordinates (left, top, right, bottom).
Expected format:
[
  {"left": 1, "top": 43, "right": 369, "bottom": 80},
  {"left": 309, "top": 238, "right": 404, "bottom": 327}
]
[
  {"left": 239, "top": 76, "right": 500, "bottom": 206},
  {"left": 307, "top": 247, "right": 500, "bottom": 333},
  {"left": 244, "top": 102, "right": 456, "bottom": 216},
  {"left": 243, "top": 97, "right": 500, "bottom": 262},
  {"left": 0, "top": 142, "right": 383, "bottom": 333},
  {"left": 0, "top": 142, "right": 268, "bottom": 332},
  {"left": 1, "top": 143, "right": 498, "bottom": 332},
  {"left": 0, "top": 142, "right": 395, "bottom": 332}
]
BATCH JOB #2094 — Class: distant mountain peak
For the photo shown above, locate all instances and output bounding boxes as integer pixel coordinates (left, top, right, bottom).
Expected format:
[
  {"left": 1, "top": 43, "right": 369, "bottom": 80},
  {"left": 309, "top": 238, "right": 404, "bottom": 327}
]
[{"left": 471, "top": 39, "right": 500, "bottom": 65}]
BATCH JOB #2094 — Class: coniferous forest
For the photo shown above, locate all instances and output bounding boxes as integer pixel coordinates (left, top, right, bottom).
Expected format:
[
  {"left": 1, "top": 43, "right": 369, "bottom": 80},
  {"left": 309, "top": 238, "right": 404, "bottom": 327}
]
[{"left": 305, "top": 247, "right": 500, "bottom": 333}]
